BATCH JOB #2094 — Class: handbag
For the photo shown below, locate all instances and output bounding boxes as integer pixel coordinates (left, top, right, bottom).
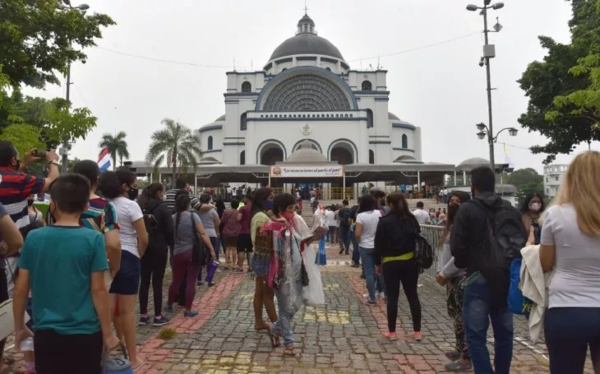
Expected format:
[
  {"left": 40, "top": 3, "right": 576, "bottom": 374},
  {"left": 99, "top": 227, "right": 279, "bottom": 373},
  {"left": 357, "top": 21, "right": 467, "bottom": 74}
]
[
  {"left": 0, "top": 262, "right": 30, "bottom": 341},
  {"left": 190, "top": 214, "right": 208, "bottom": 266}
]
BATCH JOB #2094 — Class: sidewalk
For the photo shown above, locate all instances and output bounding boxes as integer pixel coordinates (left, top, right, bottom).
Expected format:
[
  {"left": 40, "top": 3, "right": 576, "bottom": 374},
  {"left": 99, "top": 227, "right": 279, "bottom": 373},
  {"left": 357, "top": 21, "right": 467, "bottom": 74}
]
[{"left": 3, "top": 244, "right": 593, "bottom": 373}]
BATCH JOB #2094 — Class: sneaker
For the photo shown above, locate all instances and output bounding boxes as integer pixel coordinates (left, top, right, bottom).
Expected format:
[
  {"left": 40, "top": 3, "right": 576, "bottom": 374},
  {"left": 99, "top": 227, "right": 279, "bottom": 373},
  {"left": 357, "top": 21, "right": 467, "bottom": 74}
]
[
  {"left": 153, "top": 316, "right": 169, "bottom": 327},
  {"left": 184, "top": 310, "right": 199, "bottom": 317},
  {"left": 339, "top": 248, "right": 344, "bottom": 255},
  {"left": 196, "top": 281, "right": 204, "bottom": 286},
  {"left": 377, "top": 292, "right": 386, "bottom": 300},
  {"left": 445, "top": 360, "right": 473, "bottom": 372},
  {"left": 345, "top": 250, "right": 349, "bottom": 255},
  {"left": 351, "top": 263, "right": 360, "bottom": 268},
  {"left": 384, "top": 331, "right": 398, "bottom": 341},
  {"left": 164, "top": 305, "right": 173, "bottom": 314},
  {"left": 365, "top": 300, "right": 377, "bottom": 306},
  {"left": 413, "top": 332, "right": 423, "bottom": 341},
  {"left": 208, "top": 282, "right": 216, "bottom": 287},
  {"left": 138, "top": 315, "right": 150, "bottom": 326}
]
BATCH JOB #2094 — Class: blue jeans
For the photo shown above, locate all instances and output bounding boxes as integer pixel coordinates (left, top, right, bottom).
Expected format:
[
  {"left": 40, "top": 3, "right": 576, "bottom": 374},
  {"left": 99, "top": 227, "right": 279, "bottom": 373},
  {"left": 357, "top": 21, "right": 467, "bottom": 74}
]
[
  {"left": 350, "top": 231, "right": 360, "bottom": 265},
  {"left": 463, "top": 272, "right": 513, "bottom": 374},
  {"left": 339, "top": 225, "right": 350, "bottom": 252},
  {"left": 272, "top": 279, "right": 304, "bottom": 347},
  {"left": 359, "top": 247, "right": 377, "bottom": 302},
  {"left": 327, "top": 226, "right": 336, "bottom": 244}
]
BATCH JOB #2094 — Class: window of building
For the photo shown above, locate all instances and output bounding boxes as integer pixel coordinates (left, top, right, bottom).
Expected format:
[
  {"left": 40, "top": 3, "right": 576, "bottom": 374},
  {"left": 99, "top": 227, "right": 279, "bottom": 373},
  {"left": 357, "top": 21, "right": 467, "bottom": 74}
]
[
  {"left": 366, "top": 109, "right": 373, "bottom": 129},
  {"left": 241, "top": 81, "right": 252, "bottom": 93},
  {"left": 207, "top": 136, "right": 213, "bottom": 150},
  {"left": 369, "top": 150, "right": 375, "bottom": 164},
  {"left": 402, "top": 134, "right": 408, "bottom": 149},
  {"left": 362, "top": 80, "right": 372, "bottom": 91},
  {"left": 240, "top": 112, "right": 247, "bottom": 131},
  {"left": 554, "top": 176, "right": 559, "bottom": 182},
  {"left": 240, "top": 151, "right": 245, "bottom": 165}
]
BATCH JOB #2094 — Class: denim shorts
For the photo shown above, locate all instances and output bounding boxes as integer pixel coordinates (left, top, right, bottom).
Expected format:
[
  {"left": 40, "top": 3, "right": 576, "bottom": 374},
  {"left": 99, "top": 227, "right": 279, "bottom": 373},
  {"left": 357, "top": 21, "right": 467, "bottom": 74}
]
[{"left": 109, "top": 250, "right": 140, "bottom": 295}]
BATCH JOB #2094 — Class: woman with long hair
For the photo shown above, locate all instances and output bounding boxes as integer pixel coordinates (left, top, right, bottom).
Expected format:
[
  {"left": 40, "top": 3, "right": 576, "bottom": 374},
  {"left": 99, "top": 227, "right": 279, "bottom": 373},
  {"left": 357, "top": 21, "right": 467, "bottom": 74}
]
[
  {"left": 220, "top": 199, "right": 241, "bottom": 271},
  {"left": 435, "top": 191, "right": 472, "bottom": 371},
  {"left": 197, "top": 194, "right": 221, "bottom": 286},
  {"left": 98, "top": 169, "right": 148, "bottom": 369},
  {"left": 266, "top": 193, "right": 316, "bottom": 356},
  {"left": 374, "top": 193, "right": 422, "bottom": 341},
  {"left": 355, "top": 195, "right": 382, "bottom": 305},
  {"left": 166, "top": 194, "right": 215, "bottom": 316},
  {"left": 520, "top": 192, "right": 545, "bottom": 245},
  {"left": 541, "top": 151, "right": 600, "bottom": 374},
  {"left": 215, "top": 199, "right": 226, "bottom": 254},
  {"left": 137, "top": 183, "right": 173, "bottom": 326},
  {"left": 250, "top": 187, "right": 278, "bottom": 331}
]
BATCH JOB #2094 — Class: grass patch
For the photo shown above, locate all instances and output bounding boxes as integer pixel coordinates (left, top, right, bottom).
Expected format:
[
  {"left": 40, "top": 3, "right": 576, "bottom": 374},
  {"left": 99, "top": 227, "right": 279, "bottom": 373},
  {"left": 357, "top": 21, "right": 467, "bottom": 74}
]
[{"left": 158, "top": 328, "right": 177, "bottom": 340}]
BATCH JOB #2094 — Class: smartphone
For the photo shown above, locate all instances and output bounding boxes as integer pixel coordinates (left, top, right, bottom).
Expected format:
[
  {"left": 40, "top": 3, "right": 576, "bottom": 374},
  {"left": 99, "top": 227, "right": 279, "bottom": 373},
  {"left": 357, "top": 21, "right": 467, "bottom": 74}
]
[{"left": 32, "top": 149, "right": 46, "bottom": 158}]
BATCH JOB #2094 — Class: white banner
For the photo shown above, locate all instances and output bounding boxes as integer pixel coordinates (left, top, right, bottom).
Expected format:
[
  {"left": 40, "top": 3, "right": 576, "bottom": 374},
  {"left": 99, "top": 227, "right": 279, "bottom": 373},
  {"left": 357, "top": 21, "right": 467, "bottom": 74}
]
[{"left": 270, "top": 165, "right": 344, "bottom": 178}]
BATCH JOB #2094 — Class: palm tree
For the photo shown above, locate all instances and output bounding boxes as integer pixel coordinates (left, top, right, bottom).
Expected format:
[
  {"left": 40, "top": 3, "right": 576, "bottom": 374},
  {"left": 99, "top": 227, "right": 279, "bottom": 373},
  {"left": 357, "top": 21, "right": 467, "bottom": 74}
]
[
  {"left": 146, "top": 118, "right": 202, "bottom": 188},
  {"left": 99, "top": 131, "right": 130, "bottom": 170}
]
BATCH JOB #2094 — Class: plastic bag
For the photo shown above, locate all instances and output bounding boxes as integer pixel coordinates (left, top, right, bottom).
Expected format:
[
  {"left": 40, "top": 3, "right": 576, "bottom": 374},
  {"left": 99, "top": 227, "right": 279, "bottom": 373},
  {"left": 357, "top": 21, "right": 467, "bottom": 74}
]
[{"left": 302, "top": 246, "right": 325, "bottom": 306}]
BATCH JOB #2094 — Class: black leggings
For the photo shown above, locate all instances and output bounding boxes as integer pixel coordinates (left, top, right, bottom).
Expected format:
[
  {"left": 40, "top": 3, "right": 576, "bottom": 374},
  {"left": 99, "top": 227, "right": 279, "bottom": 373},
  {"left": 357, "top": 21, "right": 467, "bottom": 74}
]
[
  {"left": 382, "top": 259, "right": 422, "bottom": 333},
  {"left": 139, "top": 246, "right": 168, "bottom": 316}
]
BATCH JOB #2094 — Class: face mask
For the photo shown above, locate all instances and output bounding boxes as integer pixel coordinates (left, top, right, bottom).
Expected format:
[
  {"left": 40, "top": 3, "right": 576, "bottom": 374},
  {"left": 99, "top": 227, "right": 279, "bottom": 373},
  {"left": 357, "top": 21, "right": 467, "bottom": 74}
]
[
  {"left": 529, "top": 203, "right": 542, "bottom": 212},
  {"left": 448, "top": 204, "right": 460, "bottom": 220},
  {"left": 27, "top": 199, "right": 34, "bottom": 207},
  {"left": 282, "top": 212, "right": 295, "bottom": 222},
  {"left": 265, "top": 200, "right": 273, "bottom": 211},
  {"left": 127, "top": 186, "right": 139, "bottom": 200},
  {"left": 14, "top": 159, "right": 20, "bottom": 171}
]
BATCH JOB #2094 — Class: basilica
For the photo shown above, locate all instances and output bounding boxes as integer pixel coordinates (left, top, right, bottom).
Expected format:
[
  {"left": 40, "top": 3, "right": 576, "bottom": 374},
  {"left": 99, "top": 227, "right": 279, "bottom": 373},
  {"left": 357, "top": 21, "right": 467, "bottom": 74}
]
[{"left": 197, "top": 13, "right": 423, "bottom": 167}]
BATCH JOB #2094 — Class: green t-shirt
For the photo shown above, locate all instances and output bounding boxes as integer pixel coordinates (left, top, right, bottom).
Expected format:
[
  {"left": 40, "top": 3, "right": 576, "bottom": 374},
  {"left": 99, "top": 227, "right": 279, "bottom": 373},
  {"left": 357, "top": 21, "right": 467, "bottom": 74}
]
[{"left": 18, "top": 226, "right": 108, "bottom": 335}]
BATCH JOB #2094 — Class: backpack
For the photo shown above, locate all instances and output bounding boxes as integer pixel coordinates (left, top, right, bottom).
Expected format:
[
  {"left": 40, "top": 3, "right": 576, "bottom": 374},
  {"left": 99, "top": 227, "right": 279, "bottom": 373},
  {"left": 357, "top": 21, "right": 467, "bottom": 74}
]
[
  {"left": 472, "top": 199, "right": 527, "bottom": 297},
  {"left": 414, "top": 234, "right": 434, "bottom": 272},
  {"left": 142, "top": 205, "right": 160, "bottom": 238},
  {"left": 339, "top": 208, "right": 351, "bottom": 227}
]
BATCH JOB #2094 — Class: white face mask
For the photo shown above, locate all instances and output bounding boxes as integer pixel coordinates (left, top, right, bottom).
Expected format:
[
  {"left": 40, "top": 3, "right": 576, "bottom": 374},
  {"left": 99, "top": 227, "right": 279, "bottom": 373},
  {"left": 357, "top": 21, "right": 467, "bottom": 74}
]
[{"left": 529, "top": 203, "right": 542, "bottom": 212}]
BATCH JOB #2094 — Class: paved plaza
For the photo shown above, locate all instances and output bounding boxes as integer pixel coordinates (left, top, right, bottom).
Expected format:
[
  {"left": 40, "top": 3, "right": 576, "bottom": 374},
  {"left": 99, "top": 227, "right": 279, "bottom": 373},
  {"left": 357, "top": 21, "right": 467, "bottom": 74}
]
[{"left": 5, "top": 245, "right": 591, "bottom": 373}]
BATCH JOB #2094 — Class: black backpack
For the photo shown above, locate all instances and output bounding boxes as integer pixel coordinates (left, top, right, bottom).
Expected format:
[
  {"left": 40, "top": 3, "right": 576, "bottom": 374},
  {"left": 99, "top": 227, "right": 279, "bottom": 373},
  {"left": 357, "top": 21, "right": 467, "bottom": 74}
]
[
  {"left": 339, "top": 208, "right": 351, "bottom": 227},
  {"left": 142, "top": 205, "right": 160, "bottom": 238},
  {"left": 415, "top": 234, "right": 434, "bottom": 272},
  {"left": 472, "top": 199, "right": 527, "bottom": 296}
]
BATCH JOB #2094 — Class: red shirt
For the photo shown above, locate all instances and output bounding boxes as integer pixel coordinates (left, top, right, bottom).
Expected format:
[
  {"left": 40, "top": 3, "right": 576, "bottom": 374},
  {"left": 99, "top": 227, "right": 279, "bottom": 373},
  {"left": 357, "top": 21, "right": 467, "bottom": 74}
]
[{"left": 238, "top": 203, "right": 252, "bottom": 235}]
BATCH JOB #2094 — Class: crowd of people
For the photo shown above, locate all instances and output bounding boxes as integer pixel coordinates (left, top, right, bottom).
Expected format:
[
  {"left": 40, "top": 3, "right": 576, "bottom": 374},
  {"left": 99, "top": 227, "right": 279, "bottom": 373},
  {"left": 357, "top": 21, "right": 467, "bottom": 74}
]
[{"left": 0, "top": 137, "right": 598, "bottom": 373}]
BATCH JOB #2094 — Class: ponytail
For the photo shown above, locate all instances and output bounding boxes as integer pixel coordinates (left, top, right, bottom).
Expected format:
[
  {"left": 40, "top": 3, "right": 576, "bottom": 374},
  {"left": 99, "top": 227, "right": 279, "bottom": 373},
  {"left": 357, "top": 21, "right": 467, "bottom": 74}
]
[{"left": 175, "top": 194, "right": 191, "bottom": 239}]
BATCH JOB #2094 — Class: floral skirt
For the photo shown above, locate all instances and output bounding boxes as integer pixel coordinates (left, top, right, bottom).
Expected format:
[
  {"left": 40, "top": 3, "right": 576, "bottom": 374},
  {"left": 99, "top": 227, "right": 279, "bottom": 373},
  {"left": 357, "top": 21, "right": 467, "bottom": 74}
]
[{"left": 251, "top": 253, "right": 271, "bottom": 277}]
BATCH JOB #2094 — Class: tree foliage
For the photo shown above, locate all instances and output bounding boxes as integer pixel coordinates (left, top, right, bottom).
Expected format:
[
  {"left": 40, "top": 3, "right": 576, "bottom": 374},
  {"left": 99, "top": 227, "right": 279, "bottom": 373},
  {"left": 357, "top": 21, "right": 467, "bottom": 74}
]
[
  {"left": 0, "top": 124, "right": 45, "bottom": 158},
  {"left": 0, "top": 0, "right": 115, "bottom": 87},
  {"left": 44, "top": 98, "right": 97, "bottom": 145},
  {"left": 99, "top": 131, "right": 129, "bottom": 170},
  {"left": 506, "top": 168, "right": 545, "bottom": 204},
  {"left": 146, "top": 119, "right": 202, "bottom": 188},
  {"left": 518, "top": 0, "right": 600, "bottom": 164}
]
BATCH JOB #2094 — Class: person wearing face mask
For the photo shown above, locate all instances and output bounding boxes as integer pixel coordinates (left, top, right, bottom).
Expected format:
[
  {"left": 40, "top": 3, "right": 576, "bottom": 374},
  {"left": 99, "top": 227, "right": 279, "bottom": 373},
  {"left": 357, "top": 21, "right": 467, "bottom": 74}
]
[
  {"left": 520, "top": 193, "right": 545, "bottom": 245},
  {"left": 435, "top": 191, "right": 472, "bottom": 372},
  {"left": 98, "top": 169, "right": 148, "bottom": 370},
  {"left": 27, "top": 195, "right": 45, "bottom": 229}
]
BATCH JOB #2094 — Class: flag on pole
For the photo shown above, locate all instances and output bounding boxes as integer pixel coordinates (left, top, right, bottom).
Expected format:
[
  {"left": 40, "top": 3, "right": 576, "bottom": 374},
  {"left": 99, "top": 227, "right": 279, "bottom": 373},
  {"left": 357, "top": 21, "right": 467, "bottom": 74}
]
[
  {"left": 98, "top": 147, "right": 112, "bottom": 173},
  {"left": 503, "top": 143, "right": 515, "bottom": 169}
]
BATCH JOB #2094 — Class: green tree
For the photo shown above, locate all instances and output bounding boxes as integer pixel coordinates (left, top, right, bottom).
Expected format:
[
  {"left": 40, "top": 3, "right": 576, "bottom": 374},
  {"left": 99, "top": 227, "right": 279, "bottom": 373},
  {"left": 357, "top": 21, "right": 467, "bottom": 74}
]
[
  {"left": 43, "top": 98, "right": 97, "bottom": 146},
  {"left": 506, "top": 168, "right": 545, "bottom": 204},
  {"left": 0, "top": 123, "right": 45, "bottom": 158},
  {"left": 99, "top": 132, "right": 130, "bottom": 170},
  {"left": 0, "top": 0, "right": 115, "bottom": 87},
  {"left": 146, "top": 119, "right": 202, "bottom": 188}
]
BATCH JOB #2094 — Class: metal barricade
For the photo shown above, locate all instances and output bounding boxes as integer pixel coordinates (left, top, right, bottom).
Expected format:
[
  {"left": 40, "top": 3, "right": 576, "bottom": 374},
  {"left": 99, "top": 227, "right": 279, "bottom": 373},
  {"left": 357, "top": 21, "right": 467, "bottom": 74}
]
[{"left": 420, "top": 224, "right": 444, "bottom": 278}]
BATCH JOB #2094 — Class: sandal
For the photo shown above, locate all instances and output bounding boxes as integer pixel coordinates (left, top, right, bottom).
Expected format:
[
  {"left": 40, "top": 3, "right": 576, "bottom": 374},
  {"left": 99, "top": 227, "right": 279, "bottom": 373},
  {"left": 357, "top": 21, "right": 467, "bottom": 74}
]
[
  {"left": 268, "top": 329, "right": 281, "bottom": 348},
  {"left": 283, "top": 345, "right": 296, "bottom": 356}
]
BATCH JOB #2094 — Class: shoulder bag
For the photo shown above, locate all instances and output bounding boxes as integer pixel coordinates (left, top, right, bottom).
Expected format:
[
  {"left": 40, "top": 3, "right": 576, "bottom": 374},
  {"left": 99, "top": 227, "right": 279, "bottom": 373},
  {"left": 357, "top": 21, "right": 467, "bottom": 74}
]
[{"left": 190, "top": 214, "right": 208, "bottom": 266}]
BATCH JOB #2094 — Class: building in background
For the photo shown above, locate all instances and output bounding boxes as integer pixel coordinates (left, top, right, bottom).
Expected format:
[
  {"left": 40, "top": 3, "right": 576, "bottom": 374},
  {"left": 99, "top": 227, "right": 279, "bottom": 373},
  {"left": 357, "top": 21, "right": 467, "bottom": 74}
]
[
  {"left": 196, "top": 13, "right": 423, "bottom": 167},
  {"left": 544, "top": 164, "right": 568, "bottom": 199}
]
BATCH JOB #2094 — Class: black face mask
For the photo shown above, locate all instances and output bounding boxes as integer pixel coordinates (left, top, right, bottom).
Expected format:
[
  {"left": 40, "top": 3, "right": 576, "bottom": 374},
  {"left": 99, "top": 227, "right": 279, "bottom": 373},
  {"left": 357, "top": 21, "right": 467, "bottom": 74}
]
[
  {"left": 127, "top": 186, "right": 139, "bottom": 200},
  {"left": 448, "top": 203, "right": 460, "bottom": 221},
  {"left": 27, "top": 199, "right": 34, "bottom": 207}
]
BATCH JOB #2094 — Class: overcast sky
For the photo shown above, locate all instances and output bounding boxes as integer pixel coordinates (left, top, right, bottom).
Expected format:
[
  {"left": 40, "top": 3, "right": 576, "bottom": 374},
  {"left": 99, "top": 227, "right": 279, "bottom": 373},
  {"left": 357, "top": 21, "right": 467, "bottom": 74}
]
[{"left": 23, "top": 0, "right": 584, "bottom": 173}]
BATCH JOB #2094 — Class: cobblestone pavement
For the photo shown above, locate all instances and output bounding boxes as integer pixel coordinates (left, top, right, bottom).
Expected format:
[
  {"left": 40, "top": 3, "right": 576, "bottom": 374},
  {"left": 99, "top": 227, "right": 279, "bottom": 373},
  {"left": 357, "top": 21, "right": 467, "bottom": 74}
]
[{"left": 3, "top": 243, "right": 593, "bottom": 373}]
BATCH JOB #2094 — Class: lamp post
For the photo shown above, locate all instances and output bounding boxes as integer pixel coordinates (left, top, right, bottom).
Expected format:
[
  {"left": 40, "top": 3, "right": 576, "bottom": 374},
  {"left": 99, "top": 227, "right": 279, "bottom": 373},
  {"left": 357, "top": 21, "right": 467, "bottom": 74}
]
[
  {"left": 476, "top": 122, "right": 518, "bottom": 170},
  {"left": 57, "top": 0, "right": 89, "bottom": 173},
  {"left": 467, "top": 1, "right": 504, "bottom": 170}
]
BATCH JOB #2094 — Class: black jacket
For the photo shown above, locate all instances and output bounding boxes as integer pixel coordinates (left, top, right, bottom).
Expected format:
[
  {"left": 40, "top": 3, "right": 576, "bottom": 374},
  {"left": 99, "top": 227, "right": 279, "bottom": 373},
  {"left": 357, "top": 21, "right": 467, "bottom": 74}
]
[
  {"left": 142, "top": 200, "right": 174, "bottom": 251},
  {"left": 450, "top": 192, "right": 512, "bottom": 275},
  {"left": 374, "top": 213, "right": 420, "bottom": 266}
]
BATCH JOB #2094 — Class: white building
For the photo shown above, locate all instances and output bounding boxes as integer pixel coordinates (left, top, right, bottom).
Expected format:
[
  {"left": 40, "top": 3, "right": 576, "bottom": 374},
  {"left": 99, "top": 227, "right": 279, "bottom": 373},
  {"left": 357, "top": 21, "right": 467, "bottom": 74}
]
[
  {"left": 544, "top": 164, "right": 568, "bottom": 199},
  {"left": 197, "top": 13, "right": 422, "bottom": 167}
]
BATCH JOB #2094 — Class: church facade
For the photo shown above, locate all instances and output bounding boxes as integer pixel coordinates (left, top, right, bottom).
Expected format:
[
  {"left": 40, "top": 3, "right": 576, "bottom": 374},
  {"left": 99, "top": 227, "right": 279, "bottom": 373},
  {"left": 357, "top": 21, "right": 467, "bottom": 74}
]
[{"left": 197, "top": 13, "right": 423, "bottom": 167}]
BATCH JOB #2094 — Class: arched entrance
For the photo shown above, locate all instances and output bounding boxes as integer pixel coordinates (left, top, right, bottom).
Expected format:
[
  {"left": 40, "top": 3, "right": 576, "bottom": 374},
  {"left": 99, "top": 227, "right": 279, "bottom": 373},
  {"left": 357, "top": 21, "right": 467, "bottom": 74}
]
[
  {"left": 260, "top": 145, "right": 284, "bottom": 166},
  {"left": 329, "top": 141, "right": 356, "bottom": 165}
]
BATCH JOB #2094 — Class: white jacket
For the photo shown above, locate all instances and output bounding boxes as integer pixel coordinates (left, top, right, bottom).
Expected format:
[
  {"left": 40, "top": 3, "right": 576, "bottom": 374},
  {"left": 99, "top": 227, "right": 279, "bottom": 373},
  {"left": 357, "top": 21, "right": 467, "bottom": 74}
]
[{"left": 519, "top": 245, "right": 553, "bottom": 344}]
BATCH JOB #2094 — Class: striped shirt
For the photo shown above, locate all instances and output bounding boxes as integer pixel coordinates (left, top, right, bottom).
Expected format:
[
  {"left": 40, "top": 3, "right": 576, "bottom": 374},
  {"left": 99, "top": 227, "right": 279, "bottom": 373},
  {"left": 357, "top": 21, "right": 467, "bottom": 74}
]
[
  {"left": 0, "top": 167, "right": 45, "bottom": 230},
  {"left": 47, "top": 197, "right": 119, "bottom": 234},
  {"left": 164, "top": 189, "right": 201, "bottom": 213}
]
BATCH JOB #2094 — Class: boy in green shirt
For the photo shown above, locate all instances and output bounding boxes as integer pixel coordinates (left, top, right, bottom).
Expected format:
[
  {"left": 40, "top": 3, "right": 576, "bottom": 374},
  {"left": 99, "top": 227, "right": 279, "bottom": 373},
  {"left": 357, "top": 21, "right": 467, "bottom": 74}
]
[{"left": 13, "top": 174, "right": 118, "bottom": 374}]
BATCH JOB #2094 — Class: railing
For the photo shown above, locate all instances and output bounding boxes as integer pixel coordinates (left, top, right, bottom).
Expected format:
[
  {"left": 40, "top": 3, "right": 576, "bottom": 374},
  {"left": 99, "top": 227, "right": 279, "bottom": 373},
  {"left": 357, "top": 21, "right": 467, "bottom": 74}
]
[
  {"left": 420, "top": 224, "right": 444, "bottom": 279},
  {"left": 330, "top": 187, "right": 355, "bottom": 200}
]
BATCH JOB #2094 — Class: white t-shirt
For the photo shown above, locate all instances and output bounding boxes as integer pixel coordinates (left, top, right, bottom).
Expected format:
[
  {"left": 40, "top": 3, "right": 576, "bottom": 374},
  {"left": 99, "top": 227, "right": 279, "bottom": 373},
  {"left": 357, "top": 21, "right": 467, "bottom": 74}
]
[
  {"left": 111, "top": 197, "right": 144, "bottom": 257},
  {"left": 541, "top": 204, "right": 600, "bottom": 308},
  {"left": 413, "top": 209, "right": 430, "bottom": 225},
  {"left": 325, "top": 210, "right": 336, "bottom": 227},
  {"left": 356, "top": 210, "right": 382, "bottom": 248}
]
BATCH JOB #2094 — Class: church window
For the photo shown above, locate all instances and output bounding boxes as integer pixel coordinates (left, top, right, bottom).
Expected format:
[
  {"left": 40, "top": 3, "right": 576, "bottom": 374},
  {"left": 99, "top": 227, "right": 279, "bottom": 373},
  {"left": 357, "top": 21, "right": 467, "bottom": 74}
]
[
  {"left": 362, "top": 80, "right": 373, "bottom": 91},
  {"left": 369, "top": 150, "right": 375, "bottom": 164},
  {"left": 402, "top": 134, "right": 408, "bottom": 149},
  {"left": 207, "top": 136, "right": 213, "bottom": 150},
  {"left": 240, "top": 151, "right": 246, "bottom": 165},
  {"left": 241, "top": 81, "right": 252, "bottom": 93},
  {"left": 241, "top": 112, "right": 247, "bottom": 131},
  {"left": 326, "top": 67, "right": 331, "bottom": 71},
  {"left": 366, "top": 109, "right": 374, "bottom": 128}
]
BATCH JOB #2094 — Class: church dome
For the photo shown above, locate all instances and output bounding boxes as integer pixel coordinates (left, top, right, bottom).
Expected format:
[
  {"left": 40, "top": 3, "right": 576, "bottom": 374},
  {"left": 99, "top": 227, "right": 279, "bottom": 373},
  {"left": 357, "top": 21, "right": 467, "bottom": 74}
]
[
  {"left": 457, "top": 157, "right": 490, "bottom": 171},
  {"left": 285, "top": 140, "right": 329, "bottom": 163},
  {"left": 269, "top": 14, "right": 345, "bottom": 62}
]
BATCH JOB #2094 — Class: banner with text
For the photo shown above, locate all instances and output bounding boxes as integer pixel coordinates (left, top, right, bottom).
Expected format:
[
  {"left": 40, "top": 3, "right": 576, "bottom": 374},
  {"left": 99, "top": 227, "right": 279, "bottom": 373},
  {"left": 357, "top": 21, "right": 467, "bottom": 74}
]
[{"left": 270, "top": 166, "right": 344, "bottom": 178}]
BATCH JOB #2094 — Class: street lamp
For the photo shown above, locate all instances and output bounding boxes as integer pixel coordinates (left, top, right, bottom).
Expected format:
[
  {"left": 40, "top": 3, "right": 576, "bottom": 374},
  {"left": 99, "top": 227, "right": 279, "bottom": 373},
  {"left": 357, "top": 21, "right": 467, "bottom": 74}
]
[
  {"left": 57, "top": 0, "right": 89, "bottom": 173},
  {"left": 475, "top": 123, "right": 518, "bottom": 168},
  {"left": 466, "top": 1, "right": 505, "bottom": 170}
]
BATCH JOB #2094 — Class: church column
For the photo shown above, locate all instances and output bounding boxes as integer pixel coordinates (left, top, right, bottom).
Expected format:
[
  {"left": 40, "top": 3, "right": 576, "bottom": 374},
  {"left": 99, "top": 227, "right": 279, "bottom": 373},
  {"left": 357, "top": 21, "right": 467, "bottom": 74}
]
[
  {"left": 417, "top": 171, "right": 421, "bottom": 193},
  {"left": 463, "top": 171, "right": 467, "bottom": 185},
  {"left": 454, "top": 170, "right": 457, "bottom": 185}
]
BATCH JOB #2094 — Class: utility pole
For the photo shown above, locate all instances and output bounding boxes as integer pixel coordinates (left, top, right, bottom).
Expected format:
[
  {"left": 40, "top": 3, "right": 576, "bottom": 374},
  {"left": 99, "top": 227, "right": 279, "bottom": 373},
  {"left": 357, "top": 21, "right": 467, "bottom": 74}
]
[
  {"left": 483, "top": 7, "right": 495, "bottom": 171},
  {"left": 61, "top": 63, "right": 71, "bottom": 174}
]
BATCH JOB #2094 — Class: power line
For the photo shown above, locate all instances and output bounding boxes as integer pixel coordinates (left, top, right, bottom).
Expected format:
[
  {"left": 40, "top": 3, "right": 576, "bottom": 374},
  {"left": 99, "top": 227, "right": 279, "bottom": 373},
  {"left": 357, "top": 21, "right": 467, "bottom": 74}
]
[{"left": 498, "top": 142, "right": 532, "bottom": 151}]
